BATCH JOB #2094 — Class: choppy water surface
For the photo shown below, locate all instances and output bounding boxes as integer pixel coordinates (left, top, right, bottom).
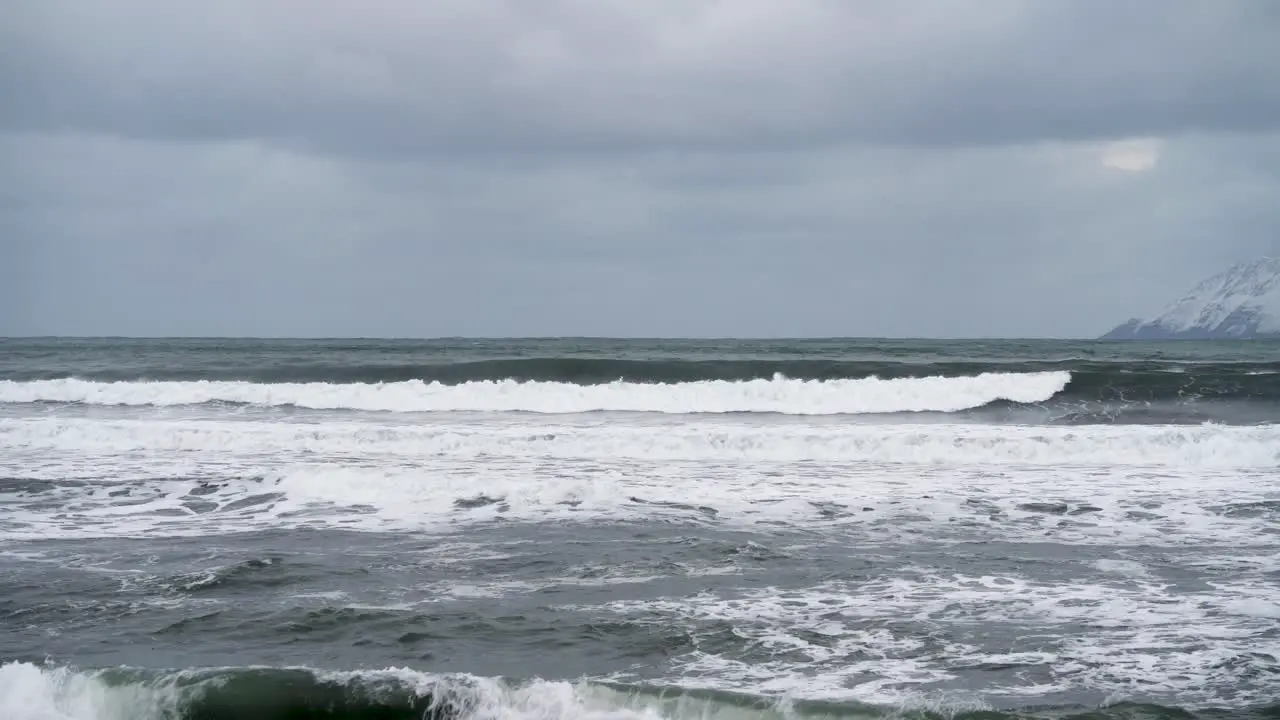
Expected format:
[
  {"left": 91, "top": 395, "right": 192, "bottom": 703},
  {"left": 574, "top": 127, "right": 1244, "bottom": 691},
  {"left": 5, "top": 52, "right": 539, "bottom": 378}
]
[{"left": 2, "top": 338, "right": 1278, "bottom": 719}]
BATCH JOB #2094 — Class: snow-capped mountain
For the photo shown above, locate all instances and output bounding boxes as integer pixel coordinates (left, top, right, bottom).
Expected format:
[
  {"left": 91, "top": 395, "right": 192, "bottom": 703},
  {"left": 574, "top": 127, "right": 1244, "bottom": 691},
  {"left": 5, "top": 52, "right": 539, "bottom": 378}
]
[{"left": 1102, "top": 257, "right": 1280, "bottom": 339}]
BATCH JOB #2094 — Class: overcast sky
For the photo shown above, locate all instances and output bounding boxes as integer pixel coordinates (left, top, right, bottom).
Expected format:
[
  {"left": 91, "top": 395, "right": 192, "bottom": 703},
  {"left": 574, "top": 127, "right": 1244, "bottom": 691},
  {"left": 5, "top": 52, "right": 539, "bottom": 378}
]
[{"left": 3, "top": 0, "right": 1279, "bottom": 337}]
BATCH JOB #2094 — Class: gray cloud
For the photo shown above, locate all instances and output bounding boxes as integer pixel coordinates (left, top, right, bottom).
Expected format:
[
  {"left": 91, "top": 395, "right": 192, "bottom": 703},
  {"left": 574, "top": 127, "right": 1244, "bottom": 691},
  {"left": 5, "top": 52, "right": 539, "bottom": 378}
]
[
  {"left": 3, "top": 1, "right": 1279, "bottom": 337},
  {"left": 5, "top": 1, "right": 1280, "bottom": 155}
]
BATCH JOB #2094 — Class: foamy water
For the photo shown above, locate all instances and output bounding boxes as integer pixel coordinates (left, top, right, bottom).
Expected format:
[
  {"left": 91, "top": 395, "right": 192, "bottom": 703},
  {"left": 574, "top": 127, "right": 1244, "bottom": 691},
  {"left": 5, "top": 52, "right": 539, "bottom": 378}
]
[
  {"left": 1, "top": 412, "right": 1276, "bottom": 545},
  {"left": 2, "top": 339, "right": 1278, "bottom": 718}
]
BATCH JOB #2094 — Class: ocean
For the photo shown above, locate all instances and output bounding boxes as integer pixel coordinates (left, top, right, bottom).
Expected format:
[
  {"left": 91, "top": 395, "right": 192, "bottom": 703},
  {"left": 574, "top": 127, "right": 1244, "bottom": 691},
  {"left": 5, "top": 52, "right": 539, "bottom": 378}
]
[{"left": 1, "top": 337, "right": 1278, "bottom": 719}]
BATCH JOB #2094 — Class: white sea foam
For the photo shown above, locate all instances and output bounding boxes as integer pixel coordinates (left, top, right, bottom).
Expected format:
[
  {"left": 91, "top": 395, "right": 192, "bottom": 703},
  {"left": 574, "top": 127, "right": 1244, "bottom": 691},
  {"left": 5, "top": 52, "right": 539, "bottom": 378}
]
[
  {"left": 2, "top": 413, "right": 1276, "bottom": 545},
  {"left": 0, "top": 661, "right": 176, "bottom": 720},
  {"left": 1, "top": 376, "right": 1276, "bottom": 544},
  {"left": 572, "top": 573, "right": 1280, "bottom": 708},
  {"left": 0, "top": 371, "right": 1070, "bottom": 414},
  {"left": 5, "top": 415, "right": 1277, "bottom": 468},
  {"left": 0, "top": 661, "right": 873, "bottom": 720},
  {"left": 6, "top": 570, "right": 1272, "bottom": 713}
]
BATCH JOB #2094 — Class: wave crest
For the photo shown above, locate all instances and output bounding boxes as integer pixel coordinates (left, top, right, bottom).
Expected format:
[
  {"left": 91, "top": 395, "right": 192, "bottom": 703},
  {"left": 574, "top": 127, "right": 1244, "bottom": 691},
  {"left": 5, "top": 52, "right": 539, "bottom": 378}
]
[
  {"left": 0, "top": 372, "right": 1070, "bottom": 415},
  {"left": 1, "top": 661, "right": 1268, "bottom": 720}
]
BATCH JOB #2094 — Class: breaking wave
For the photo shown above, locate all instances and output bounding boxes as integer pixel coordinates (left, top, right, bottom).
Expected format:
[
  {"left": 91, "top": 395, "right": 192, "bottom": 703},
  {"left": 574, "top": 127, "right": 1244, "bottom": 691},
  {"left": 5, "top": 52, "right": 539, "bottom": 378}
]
[
  {"left": 1, "top": 661, "right": 1272, "bottom": 720},
  {"left": 0, "top": 372, "right": 1070, "bottom": 415},
  {"left": 6, "top": 417, "right": 1279, "bottom": 468}
]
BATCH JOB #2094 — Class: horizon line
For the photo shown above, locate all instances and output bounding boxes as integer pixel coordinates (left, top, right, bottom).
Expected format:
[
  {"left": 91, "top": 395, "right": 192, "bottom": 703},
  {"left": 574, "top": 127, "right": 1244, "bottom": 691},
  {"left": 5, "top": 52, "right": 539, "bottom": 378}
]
[{"left": 0, "top": 333, "right": 1169, "bottom": 342}]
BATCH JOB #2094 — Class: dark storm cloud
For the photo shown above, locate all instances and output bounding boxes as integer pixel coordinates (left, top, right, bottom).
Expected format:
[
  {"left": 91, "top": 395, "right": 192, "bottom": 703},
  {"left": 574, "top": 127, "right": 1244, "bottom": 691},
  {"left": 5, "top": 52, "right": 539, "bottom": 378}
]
[{"left": 3, "top": 1, "right": 1279, "bottom": 157}]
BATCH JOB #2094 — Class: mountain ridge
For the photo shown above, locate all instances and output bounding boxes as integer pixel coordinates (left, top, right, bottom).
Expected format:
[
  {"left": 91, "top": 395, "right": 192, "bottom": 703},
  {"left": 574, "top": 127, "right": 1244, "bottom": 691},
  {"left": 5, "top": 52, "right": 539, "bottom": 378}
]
[{"left": 1101, "top": 257, "right": 1280, "bottom": 340}]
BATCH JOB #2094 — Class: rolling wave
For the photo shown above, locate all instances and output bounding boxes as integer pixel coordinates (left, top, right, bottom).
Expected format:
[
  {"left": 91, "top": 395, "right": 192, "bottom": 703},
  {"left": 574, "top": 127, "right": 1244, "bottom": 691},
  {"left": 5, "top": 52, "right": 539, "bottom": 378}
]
[
  {"left": 0, "top": 372, "right": 1069, "bottom": 415},
  {"left": 1, "top": 661, "right": 1271, "bottom": 720}
]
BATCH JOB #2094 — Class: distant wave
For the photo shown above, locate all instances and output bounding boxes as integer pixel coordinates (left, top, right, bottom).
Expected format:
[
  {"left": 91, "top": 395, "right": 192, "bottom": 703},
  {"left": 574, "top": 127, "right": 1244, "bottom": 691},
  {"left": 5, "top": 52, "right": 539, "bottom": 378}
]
[
  {"left": 7, "top": 356, "right": 1280, "bottom": 408},
  {"left": 6, "top": 356, "right": 1280, "bottom": 386},
  {"left": 0, "top": 372, "right": 1069, "bottom": 414}
]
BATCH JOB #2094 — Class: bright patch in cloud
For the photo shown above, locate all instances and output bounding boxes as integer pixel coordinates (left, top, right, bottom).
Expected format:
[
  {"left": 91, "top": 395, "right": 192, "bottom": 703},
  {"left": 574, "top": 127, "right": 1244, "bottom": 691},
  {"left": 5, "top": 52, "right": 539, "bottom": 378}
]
[{"left": 1100, "top": 137, "right": 1162, "bottom": 172}]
